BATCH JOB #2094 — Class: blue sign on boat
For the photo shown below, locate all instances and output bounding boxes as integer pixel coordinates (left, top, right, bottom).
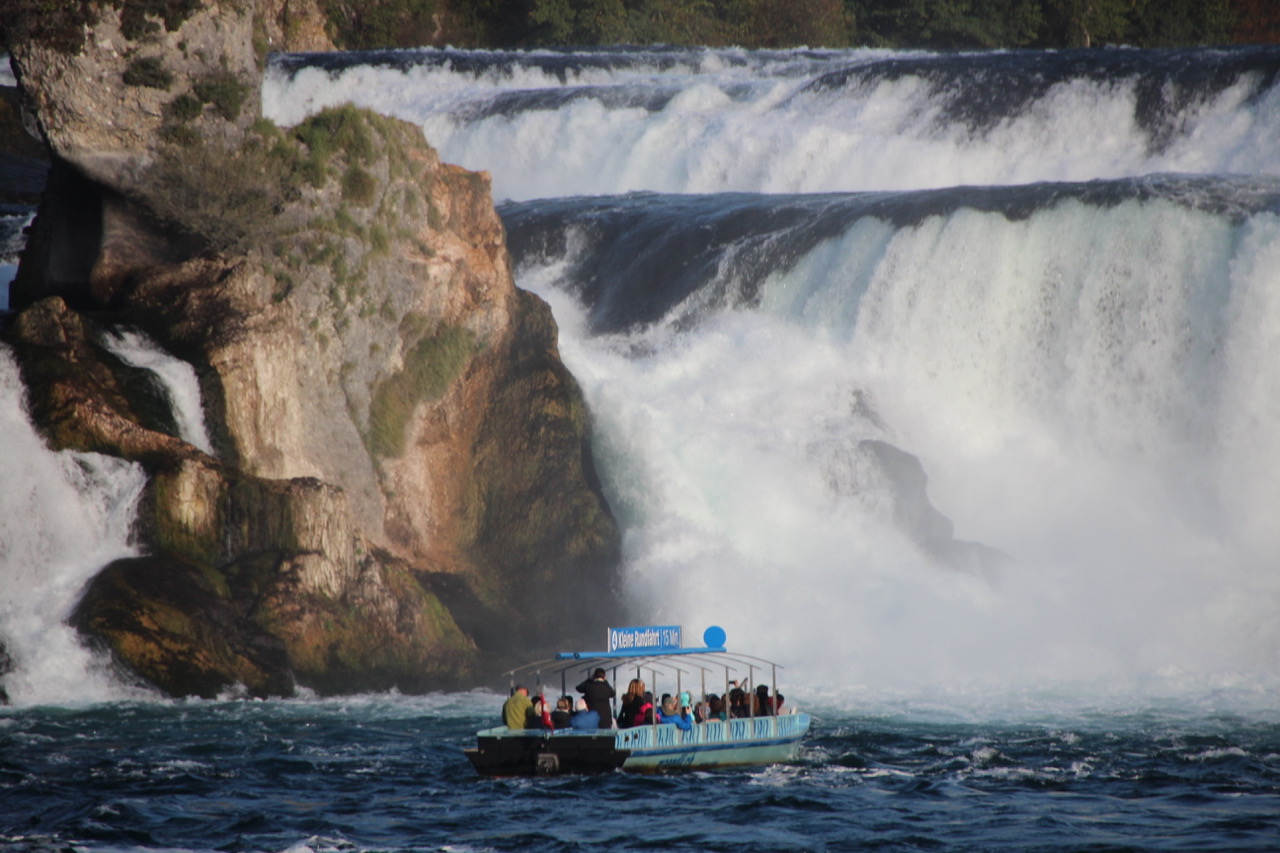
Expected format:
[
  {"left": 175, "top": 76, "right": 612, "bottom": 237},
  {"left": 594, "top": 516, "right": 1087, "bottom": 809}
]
[{"left": 608, "top": 625, "right": 682, "bottom": 653}]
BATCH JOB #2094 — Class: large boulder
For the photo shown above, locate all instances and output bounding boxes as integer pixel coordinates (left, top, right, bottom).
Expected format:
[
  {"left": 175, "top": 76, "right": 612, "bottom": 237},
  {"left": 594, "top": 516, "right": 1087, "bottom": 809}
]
[{"left": 1, "top": 1, "right": 622, "bottom": 697}]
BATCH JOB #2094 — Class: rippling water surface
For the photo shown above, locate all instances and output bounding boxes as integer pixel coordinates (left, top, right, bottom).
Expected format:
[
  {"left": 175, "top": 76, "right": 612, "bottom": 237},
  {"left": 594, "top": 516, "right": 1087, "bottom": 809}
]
[{"left": 3, "top": 695, "right": 1278, "bottom": 852}]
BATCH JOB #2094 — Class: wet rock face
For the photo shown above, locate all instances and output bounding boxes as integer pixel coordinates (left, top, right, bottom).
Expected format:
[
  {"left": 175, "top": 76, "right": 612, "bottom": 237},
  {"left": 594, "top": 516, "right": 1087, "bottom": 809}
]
[{"left": 1, "top": 1, "right": 622, "bottom": 697}]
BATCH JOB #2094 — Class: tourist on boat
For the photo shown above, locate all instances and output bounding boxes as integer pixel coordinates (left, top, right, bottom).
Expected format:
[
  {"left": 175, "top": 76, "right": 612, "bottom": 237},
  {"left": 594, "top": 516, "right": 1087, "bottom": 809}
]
[
  {"left": 728, "top": 687, "right": 750, "bottom": 718},
  {"left": 630, "top": 692, "right": 656, "bottom": 726},
  {"left": 569, "top": 698, "right": 599, "bottom": 731},
  {"left": 551, "top": 696, "right": 574, "bottom": 729},
  {"left": 658, "top": 693, "right": 693, "bottom": 731},
  {"left": 502, "top": 685, "right": 532, "bottom": 729},
  {"left": 576, "top": 667, "right": 616, "bottom": 729},
  {"left": 705, "top": 694, "right": 728, "bottom": 721},
  {"left": 529, "top": 694, "right": 555, "bottom": 730},
  {"left": 617, "top": 678, "right": 646, "bottom": 728},
  {"left": 754, "top": 684, "right": 776, "bottom": 716},
  {"left": 660, "top": 691, "right": 691, "bottom": 722}
]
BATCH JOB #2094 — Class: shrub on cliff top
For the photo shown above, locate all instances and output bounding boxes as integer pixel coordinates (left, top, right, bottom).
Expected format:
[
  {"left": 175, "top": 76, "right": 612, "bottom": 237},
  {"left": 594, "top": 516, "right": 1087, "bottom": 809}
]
[
  {"left": 192, "top": 70, "right": 250, "bottom": 121},
  {"left": 139, "top": 106, "right": 410, "bottom": 256},
  {"left": 342, "top": 165, "right": 377, "bottom": 207},
  {"left": 1, "top": 0, "right": 211, "bottom": 53},
  {"left": 123, "top": 56, "right": 174, "bottom": 90},
  {"left": 294, "top": 105, "right": 377, "bottom": 169},
  {"left": 142, "top": 135, "right": 283, "bottom": 254},
  {"left": 117, "top": 0, "right": 205, "bottom": 40}
]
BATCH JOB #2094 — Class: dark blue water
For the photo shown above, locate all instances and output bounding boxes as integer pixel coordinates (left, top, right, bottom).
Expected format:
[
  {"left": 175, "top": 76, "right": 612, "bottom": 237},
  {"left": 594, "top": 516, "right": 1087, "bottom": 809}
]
[{"left": 4, "top": 695, "right": 1278, "bottom": 852}]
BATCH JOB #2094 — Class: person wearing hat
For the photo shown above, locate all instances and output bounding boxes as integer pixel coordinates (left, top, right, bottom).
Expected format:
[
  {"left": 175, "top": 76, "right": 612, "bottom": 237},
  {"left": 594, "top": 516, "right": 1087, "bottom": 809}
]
[
  {"left": 677, "top": 691, "right": 696, "bottom": 729},
  {"left": 576, "top": 667, "right": 616, "bottom": 729}
]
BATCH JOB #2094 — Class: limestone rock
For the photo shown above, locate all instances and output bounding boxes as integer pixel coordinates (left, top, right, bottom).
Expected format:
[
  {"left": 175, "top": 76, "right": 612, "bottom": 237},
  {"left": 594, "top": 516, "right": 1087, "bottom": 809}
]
[
  {"left": 257, "top": 0, "right": 337, "bottom": 52},
  {"left": 6, "top": 0, "right": 261, "bottom": 190},
  {"left": 1, "top": 0, "right": 622, "bottom": 697}
]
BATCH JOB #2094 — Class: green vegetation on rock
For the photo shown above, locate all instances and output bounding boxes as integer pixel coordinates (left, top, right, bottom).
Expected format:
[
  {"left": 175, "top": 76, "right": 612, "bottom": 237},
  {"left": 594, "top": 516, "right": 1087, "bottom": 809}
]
[
  {"left": 367, "top": 320, "right": 476, "bottom": 458},
  {"left": 123, "top": 55, "right": 173, "bottom": 90},
  {"left": 1, "top": 0, "right": 221, "bottom": 54},
  {"left": 191, "top": 69, "right": 250, "bottom": 121},
  {"left": 141, "top": 104, "right": 411, "bottom": 255}
]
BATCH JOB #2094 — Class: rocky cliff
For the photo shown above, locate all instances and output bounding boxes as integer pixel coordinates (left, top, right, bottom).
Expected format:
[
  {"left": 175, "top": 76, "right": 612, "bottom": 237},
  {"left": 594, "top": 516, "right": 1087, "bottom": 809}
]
[{"left": 1, "top": 0, "right": 622, "bottom": 698}]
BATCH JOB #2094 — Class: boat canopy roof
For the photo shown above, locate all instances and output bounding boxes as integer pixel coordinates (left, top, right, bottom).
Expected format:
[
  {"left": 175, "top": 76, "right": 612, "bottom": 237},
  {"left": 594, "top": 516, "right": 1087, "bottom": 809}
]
[{"left": 502, "top": 625, "right": 786, "bottom": 699}]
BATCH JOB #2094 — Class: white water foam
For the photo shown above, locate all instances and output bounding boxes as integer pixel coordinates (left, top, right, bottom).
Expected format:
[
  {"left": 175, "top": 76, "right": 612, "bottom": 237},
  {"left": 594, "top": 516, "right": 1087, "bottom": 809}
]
[
  {"left": 263, "top": 48, "right": 1280, "bottom": 202},
  {"left": 101, "top": 328, "right": 215, "bottom": 455},
  {"left": 0, "top": 346, "right": 152, "bottom": 706},
  {"left": 519, "top": 196, "right": 1280, "bottom": 709}
]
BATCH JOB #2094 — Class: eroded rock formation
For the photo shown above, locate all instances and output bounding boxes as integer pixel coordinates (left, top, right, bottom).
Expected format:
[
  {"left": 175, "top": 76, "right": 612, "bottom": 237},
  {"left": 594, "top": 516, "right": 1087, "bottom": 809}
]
[{"left": 1, "top": 0, "right": 621, "bottom": 698}]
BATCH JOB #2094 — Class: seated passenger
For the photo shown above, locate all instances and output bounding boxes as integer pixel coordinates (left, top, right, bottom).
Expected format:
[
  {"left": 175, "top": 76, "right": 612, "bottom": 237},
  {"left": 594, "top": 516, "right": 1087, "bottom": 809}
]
[
  {"left": 658, "top": 693, "right": 692, "bottom": 731},
  {"left": 754, "top": 684, "right": 775, "bottom": 716},
  {"left": 551, "top": 696, "right": 574, "bottom": 729},
  {"left": 570, "top": 698, "right": 600, "bottom": 730},
  {"left": 502, "top": 685, "right": 532, "bottom": 730},
  {"left": 528, "top": 694, "right": 554, "bottom": 730},
  {"left": 728, "top": 687, "right": 750, "bottom": 718}
]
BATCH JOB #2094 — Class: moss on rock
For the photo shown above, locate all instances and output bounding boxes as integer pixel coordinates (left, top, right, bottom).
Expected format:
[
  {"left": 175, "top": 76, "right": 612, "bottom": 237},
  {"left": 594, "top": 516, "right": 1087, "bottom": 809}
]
[{"left": 367, "top": 321, "right": 476, "bottom": 458}]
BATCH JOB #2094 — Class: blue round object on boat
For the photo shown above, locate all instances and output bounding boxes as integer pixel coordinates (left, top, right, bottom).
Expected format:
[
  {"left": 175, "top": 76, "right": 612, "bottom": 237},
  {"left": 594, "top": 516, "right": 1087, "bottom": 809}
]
[{"left": 703, "top": 625, "right": 727, "bottom": 648}]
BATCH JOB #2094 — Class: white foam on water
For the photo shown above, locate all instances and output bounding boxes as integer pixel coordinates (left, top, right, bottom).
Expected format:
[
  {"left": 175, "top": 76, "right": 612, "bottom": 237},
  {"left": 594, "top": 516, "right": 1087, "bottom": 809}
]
[
  {"left": 263, "top": 47, "right": 1280, "bottom": 202},
  {"left": 0, "top": 346, "right": 152, "bottom": 706}
]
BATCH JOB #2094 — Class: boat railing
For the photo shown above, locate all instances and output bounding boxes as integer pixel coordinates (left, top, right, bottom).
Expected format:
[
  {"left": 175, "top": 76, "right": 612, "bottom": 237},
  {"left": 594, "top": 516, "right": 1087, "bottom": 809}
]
[
  {"left": 613, "top": 713, "right": 808, "bottom": 750},
  {"left": 480, "top": 713, "right": 810, "bottom": 747}
]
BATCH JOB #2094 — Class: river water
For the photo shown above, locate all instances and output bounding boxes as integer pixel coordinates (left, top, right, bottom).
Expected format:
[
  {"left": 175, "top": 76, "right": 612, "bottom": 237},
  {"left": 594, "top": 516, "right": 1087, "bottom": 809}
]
[
  {"left": 3, "top": 694, "right": 1279, "bottom": 852},
  {"left": 3, "top": 43, "right": 1280, "bottom": 851}
]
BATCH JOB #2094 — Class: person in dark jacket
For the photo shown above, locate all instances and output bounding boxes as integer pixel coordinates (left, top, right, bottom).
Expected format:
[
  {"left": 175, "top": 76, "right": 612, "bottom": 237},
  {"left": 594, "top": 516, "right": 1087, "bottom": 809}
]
[
  {"left": 617, "top": 678, "right": 646, "bottom": 728},
  {"left": 576, "top": 667, "right": 615, "bottom": 729},
  {"left": 551, "top": 696, "right": 574, "bottom": 729},
  {"left": 754, "top": 684, "right": 775, "bottom": 716}
]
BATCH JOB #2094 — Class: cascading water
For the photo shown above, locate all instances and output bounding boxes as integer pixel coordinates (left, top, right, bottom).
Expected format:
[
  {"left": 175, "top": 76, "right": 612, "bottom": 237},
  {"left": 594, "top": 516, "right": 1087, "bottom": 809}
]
[
  {"left": 503, "top": 183, "right": 1280, "bottom": 701},
  {"left": 0, "top": 346, "right": 151, "bottom": 706},
  {"left": 101, "top": 328, "right": 215, "bottom": 456},
  {"left": 264, "top": 46, "right": 1280, "bottom": 705},
  {"left": 0, "top": 314, "right": 209, "bottom": 703},
  {"left": 265, "top": 46, "right": 1280, "bottom": 201}
]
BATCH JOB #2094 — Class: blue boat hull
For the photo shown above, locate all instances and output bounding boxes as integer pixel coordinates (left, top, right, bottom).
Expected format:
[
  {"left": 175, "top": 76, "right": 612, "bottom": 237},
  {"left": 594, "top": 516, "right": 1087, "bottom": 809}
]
[{"left": 465, "top": 714, "right": 810, "bottom": 776}]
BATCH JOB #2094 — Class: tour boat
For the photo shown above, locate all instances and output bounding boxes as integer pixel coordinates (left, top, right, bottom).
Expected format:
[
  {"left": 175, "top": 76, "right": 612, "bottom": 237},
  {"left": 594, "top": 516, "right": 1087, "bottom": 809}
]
[{"left": 464, "top": 625, "right": 811, "bottom": 776}]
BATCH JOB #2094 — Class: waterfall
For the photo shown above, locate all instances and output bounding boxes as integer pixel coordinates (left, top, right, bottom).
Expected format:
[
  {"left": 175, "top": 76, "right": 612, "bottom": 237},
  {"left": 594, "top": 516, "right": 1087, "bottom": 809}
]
[
  {"left": 101, "top": 328, "right": 215, "bottom": 456},
  {"left": 264, "top": 46, "right": 1280, "bottom": 201},
  {"left": 263, "top": 45, "right": 1280, "bottom": 700},
  {"left": 0, "top": 346, "right": 151, "bottom": 706}
]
